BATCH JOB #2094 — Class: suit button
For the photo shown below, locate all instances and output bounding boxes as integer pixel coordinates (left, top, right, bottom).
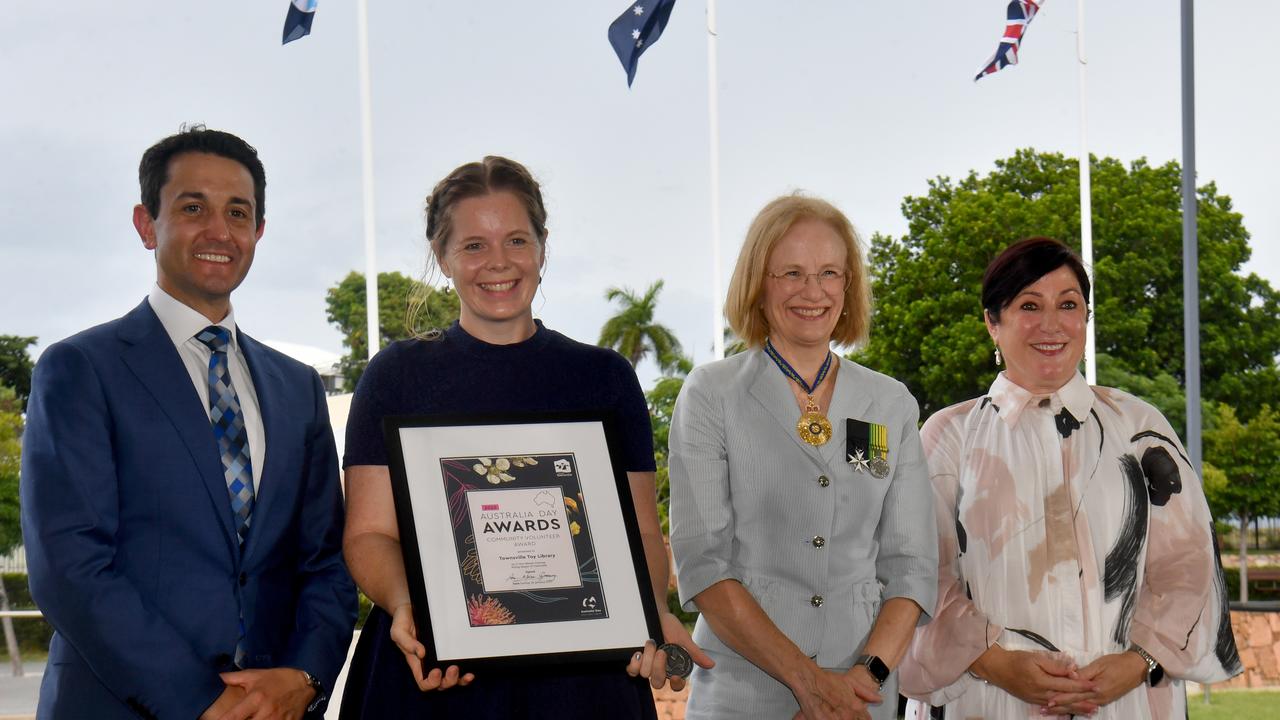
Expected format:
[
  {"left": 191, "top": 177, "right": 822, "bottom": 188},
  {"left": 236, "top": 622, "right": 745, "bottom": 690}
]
[
  {"left": 817, "top": 475, "right": 830, "bottom": 487},
  {"left": 811, "top": 536, "right": 826, "bottom": 548},
  {"left": 810, "top": 595, "right": 824, "bottom": 607},
  {"left": 239, "top": 572, "right": 247, "bottom": 586},
  {"left": 213, "top": 653, "right": 233, "bottom": 669}
]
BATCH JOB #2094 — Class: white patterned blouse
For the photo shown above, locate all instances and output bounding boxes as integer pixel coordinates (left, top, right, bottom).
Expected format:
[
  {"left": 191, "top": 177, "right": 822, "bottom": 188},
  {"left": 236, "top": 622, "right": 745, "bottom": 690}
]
[{"left": 900, "top": 372, "right": 1241, "bottom": 719}]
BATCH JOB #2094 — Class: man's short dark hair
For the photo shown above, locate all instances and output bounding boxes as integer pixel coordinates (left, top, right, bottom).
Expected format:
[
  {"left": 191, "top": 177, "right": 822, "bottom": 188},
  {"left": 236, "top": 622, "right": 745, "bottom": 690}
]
[
  {"left": 982, "top": 237, "right": 1091, "bottom": 323},
  {"left": 138, "top": 125, "right": 267, "bottom": 227}
]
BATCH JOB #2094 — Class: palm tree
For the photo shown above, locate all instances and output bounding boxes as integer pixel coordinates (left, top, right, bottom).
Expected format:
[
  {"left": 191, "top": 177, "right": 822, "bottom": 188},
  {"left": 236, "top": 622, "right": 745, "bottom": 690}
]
[{"left": 598, "top": 280, "right": 684, "bottom": 374}]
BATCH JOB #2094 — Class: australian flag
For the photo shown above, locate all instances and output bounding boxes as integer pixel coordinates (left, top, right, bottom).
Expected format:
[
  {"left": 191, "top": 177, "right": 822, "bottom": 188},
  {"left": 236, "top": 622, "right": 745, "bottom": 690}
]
[
  {"left": 608, "top": 0, "right": 678, "bottom": 87},
  {"left": 974, "top": 0, "right": 1045, "bottom": 81},
  {"left": 282, "top": 0, "right": 318, "bottom": 45}
]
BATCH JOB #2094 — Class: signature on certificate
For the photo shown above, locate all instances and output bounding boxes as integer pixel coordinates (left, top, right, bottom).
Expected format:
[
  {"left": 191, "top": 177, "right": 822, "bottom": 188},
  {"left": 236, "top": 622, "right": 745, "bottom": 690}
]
[{"left": 507, "top": 568, "right": 558, "bottom": 586}]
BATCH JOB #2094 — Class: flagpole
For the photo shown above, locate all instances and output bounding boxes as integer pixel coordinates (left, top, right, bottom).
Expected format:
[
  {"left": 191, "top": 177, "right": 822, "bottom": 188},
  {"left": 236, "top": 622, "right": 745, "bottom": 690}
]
[
  {"left": 1181, "top": 0, "right": 1201, "bottom": 474},
  {"left": 708, "top": 0, "right": 724, "bottom": 360},
  {"left": 1076, "top": 0, "right": 1096, "bottom": 384},
  {"left": 357, "top": 0, "right": 380, "bottom": 361}
]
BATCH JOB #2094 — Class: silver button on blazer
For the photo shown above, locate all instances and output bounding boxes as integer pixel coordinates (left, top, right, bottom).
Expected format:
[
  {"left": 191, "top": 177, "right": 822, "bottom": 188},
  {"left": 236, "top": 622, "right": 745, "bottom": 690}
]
[{"left": 669, "top": 349, "right": 938, "bottom": 719}]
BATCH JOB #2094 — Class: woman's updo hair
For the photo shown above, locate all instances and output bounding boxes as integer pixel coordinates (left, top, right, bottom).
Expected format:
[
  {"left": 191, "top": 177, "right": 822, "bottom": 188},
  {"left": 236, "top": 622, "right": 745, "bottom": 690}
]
[
  {"left": 982, "top": 237, "right": 1091, "bottom": 323},
  {"left": 424, "top": 155, "right": 548, "bottom": 258}
]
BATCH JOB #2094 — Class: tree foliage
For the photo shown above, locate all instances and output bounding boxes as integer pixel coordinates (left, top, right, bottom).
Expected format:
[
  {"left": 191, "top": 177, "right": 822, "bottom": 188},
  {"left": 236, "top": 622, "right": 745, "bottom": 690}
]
[
  {"left": 855, "top": 149, "right": 1280, "bottom": 419},
  {"left": 0, "top": 336, "right": 36, "bottom": 412},
  {"left": 599, "top": 280, "right": 685, "bottom": 374},
  {"left": 647, "top": 373, "right": 686, "bottom": 535},
  {"left": 1202, "top": 403, "right": 1280, "bottom": 600},
  {"left": 0, "top": 385, "right": 23, "bottom": 557},
  {"left": 326, "top": 271, "right": 459, "bottom": 388}
]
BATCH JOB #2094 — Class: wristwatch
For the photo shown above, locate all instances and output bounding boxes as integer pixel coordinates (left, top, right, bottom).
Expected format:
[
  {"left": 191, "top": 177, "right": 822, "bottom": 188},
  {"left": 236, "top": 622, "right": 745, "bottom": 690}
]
[
  {"left": 300, "top": 669, "right": 326, "bottom": 713},
  {"left": 1128, "top": 643, "right": 1165, "bottom": 687},
  {"left": 854, "top": 654, "right": 891, "bottom": 689}
]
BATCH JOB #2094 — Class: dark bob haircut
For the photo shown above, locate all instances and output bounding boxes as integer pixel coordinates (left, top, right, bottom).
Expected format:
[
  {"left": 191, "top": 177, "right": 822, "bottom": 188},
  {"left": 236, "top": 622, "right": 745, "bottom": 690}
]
[
  {"left": 138, "top": 124, "right": 267, "bottom": 228},
  {"left": 981, "top": 237, "right": 1091, "bottom": 323}
]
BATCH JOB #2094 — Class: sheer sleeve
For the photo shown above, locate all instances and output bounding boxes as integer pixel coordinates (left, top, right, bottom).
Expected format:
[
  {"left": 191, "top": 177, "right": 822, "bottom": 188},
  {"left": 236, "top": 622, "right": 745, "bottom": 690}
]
[
  {"left": 899, "top": 406, "right": 1003, "bottom": 703},
  {"left": 1127, "top": 403, "right": 1242, "bottom": 683}
]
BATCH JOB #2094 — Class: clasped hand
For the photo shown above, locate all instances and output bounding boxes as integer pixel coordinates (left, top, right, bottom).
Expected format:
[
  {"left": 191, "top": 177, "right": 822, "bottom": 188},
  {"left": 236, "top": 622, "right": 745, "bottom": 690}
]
[
  {"left": 1041, "top": 651, "right": 1149, "bottom": 716},
  {"left": 199, "top": 668, "right": 316, "bottom": 720},
  {"left": 788, "top": 663, "right": 882, "bottom": 720}
]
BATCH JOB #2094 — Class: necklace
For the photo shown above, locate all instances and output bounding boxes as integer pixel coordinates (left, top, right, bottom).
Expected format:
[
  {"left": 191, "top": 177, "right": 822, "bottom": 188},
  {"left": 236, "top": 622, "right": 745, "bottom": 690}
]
[{"left": 763, "top": 339, "right": 834, "bottom": 446}]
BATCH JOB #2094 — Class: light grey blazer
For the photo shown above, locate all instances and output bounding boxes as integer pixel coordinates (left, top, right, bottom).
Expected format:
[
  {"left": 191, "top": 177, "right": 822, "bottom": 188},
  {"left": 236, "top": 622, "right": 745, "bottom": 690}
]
[{"left": 669, "top": 349, "right": 937, "bottom": 718}]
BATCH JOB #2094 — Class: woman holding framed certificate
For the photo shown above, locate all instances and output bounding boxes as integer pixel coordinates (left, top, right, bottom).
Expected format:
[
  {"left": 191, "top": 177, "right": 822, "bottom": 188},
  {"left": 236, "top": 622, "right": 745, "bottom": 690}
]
[
  {"left": 668, "top": 194, "right": 937, "bottom": 720},
  {"left": 338, "top": 156, "right": 708, "bottom": 719}
]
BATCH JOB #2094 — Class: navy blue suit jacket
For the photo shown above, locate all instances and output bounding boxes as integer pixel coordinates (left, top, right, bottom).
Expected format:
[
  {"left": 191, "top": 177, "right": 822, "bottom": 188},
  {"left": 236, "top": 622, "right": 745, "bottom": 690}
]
[{"left": 20, "top": 299, "right": 357, "bottom": 719}]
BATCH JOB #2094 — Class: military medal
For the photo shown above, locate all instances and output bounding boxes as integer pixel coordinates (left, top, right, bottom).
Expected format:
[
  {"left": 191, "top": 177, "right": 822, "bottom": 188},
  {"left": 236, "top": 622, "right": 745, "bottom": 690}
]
[
  {"left": 847, "top": 418, "right": 890, "bottom": 477},
  {"left": 868, "top": 421, "right": 890, "bottom": 478},
  {"left": 847, "top": 447, "right": 871, "bottom": 474},
  {"left": 764, "top": 339, "right": 834, "bottom": 446}
]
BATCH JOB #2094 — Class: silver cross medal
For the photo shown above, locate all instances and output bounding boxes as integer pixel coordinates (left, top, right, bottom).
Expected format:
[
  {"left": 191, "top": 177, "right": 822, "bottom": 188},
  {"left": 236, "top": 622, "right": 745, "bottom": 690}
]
[{"left": 847, "top": 448, "right": 870, "bottom": 474}]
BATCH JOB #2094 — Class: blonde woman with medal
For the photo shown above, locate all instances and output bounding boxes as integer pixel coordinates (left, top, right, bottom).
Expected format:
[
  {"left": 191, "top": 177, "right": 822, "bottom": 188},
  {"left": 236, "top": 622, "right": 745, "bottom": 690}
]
[
  {"left": 668, "top": 194, "right": 937, "bottom": 720},
  {"left": 899, "top": 238, "right": 1241, "bottom": 718}
]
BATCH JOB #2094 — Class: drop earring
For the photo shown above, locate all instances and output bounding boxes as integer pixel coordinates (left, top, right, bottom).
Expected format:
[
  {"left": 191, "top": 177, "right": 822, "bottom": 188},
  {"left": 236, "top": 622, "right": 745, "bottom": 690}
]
[{"left": 994, "top": 346, "right": 1003, "bottom": 366}]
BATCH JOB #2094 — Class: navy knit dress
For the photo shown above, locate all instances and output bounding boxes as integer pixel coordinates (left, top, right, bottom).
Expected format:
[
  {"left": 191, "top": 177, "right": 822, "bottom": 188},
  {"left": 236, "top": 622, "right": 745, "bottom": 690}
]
[{"left": 339, "top": 320, "right": 660, "bottom": 720}]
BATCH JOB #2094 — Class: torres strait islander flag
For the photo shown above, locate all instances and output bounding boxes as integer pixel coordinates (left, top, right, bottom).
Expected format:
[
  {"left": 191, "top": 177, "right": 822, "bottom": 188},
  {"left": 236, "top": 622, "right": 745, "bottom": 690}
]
[
  {"left": 282, "top": 0, "right": 318, "bottom": 45},
  {"left": 974, "top": 0, "right": 1045, "bottom": 81}
]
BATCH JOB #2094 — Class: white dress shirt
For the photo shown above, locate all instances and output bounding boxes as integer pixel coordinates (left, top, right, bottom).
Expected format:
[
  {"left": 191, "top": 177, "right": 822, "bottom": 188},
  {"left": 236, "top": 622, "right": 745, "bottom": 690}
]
[{"left": 148, "top": 284, "right": 266, "bottom": 488}]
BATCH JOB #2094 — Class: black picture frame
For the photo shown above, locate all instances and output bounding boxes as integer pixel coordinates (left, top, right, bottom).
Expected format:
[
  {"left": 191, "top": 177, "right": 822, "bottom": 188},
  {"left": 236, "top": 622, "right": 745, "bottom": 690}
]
[{"left": 383, "top": 410, "right": 663, "bottom": 674}]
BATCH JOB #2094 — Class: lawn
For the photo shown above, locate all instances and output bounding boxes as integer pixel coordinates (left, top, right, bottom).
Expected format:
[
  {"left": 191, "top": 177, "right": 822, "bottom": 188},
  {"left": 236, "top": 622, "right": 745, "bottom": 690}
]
[{"left": 1187, "top": 690, "right": 1280, "bottom": 720}]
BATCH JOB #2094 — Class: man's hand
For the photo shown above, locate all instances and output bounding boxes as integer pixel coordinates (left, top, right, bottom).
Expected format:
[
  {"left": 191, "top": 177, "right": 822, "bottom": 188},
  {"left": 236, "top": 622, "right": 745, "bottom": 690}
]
[
  {"left": 199, "top": 686, "right": 246, "bottom": 720},
  {"left": 213, "top": 668, "right": 315, "bottom": 720}
]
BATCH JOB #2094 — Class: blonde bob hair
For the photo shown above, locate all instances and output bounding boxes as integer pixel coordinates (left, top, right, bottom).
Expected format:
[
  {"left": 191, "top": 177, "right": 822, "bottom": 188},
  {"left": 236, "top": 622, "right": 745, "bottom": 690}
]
[{"left": 724, "top": 194, "right": 871, "bottom": 349}]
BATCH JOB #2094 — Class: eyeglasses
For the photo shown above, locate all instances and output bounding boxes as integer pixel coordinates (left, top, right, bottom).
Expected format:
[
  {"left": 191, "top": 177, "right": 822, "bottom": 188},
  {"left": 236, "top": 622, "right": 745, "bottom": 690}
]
[{"left": 765, "top": 269, "right": 849, "bottom": 293}]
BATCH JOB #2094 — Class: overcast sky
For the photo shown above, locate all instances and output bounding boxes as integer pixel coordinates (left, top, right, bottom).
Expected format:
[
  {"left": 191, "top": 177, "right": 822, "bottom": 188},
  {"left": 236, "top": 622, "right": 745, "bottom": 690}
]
[{"left": 2, "top": 1, "right": 1276, "bottom": 389}]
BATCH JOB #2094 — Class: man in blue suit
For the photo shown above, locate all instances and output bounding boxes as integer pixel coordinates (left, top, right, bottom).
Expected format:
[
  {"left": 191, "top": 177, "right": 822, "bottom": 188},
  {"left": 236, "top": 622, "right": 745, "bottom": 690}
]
[{"left": 20, "top": 127, "right": 357, "bottom": 719}]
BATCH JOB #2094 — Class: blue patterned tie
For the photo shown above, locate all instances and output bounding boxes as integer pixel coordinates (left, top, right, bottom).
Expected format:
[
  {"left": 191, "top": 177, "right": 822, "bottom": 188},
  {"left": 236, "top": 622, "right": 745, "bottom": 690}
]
[{"left": 195, "top": 326, "right": 254, "bottom": 667}]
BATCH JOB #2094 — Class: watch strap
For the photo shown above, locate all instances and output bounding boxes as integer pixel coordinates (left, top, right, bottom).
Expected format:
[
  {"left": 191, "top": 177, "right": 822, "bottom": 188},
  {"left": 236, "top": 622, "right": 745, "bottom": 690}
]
[
  {"left": 1128, "top": 643, "right": 1164, "bottom": 687},
  {"left": 300, "top": 669, "right": 326, "bottom": 713},
  {"left": 854, "top": 654, "right": 890, "bottom": 687}
]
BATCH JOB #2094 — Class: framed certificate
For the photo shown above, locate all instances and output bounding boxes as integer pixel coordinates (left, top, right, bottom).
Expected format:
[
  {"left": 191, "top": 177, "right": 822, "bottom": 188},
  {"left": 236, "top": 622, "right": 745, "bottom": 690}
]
[{"left": 383, "top": 411, "right": 662, "bottom": 672}]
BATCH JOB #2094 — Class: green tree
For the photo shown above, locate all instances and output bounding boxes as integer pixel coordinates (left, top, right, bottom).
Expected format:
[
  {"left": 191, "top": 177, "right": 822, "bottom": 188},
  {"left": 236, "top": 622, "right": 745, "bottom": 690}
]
[
  {"left": 1095, "top": 353, "right": 1201, "bottom": 439},
  {"left": 599, "top": 280, "right": 684, "bottom": 374},
  {"left": 326, "top": 271, "right": 459, "bottom": 388},
  {"left": 645, "top": 353, "right": 693, "bottom": 535},
  {"left": 0, "top": 336, "right": 36, "bottom": 411},
  {"left": 0, "top": 385, "right": 21, "bottom": 557},
  {"left": 856, "top": 149, "right": 1280, "bottom": 419},
  {"left": 1203, "top": 403, "right": 1280, "bottom": 601}
]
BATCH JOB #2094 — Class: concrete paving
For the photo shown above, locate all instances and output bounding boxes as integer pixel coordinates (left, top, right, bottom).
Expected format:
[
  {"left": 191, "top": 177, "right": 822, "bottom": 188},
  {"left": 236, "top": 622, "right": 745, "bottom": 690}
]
[{"left": 0, "top": 661, "right": 43, "bottom": 720}]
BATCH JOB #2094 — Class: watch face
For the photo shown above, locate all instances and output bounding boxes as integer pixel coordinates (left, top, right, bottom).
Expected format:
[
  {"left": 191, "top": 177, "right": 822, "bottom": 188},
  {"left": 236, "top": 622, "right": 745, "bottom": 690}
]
[
  {"left": 858, "top": 654, "right": 890, "bottom": 684},
  {"left": 1149, "top": 664, "right": 1165, "bottom": 687}
]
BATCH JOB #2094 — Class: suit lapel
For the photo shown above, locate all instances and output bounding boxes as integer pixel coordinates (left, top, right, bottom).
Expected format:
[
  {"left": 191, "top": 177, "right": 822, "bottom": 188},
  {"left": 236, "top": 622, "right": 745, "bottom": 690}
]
[
  {"left": 237, "top": 331, "right": 284, "bottom": 562},
  {"left": 747, "top": 350, "right": 827, "bottom": 464},
  {"left": 820, "top": 358, "right": 873, "bottom": 469},
  {"left": 116, "top": 300, "right": 239, "bottom": 556}
]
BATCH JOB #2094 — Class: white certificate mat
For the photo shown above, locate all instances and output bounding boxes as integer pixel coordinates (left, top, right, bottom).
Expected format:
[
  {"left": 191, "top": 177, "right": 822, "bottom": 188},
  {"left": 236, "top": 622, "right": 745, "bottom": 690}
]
[{"left": 388, "top": 416, "right": 658, "bottom": 667}]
